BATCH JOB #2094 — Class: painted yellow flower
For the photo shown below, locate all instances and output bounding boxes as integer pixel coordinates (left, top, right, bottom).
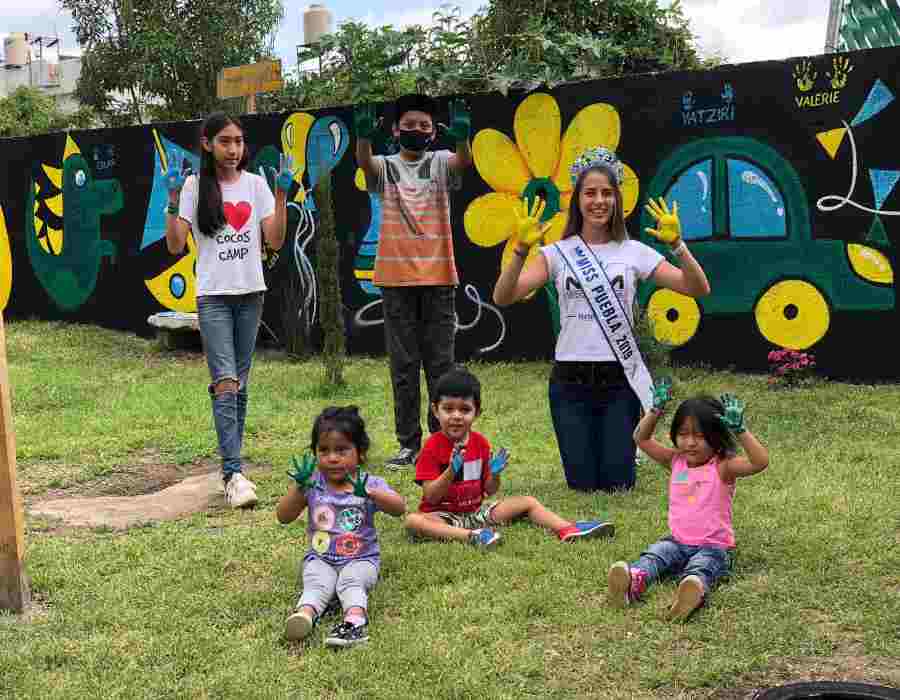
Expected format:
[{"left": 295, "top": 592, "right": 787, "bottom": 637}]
[{"left": 464, "top": 93, "right": 640, "bottom": 275}]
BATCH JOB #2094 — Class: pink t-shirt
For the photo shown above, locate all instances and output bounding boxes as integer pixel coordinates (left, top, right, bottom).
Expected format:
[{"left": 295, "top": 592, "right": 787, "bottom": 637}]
[{"left": 668, "top": 455, "right": 736, "bottom": 549}]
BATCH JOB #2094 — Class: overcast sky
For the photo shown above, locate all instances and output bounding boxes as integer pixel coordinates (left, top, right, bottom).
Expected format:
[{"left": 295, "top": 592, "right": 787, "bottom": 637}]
[{"left": 0, "top": 0, "right": 833, "bottom": 66}]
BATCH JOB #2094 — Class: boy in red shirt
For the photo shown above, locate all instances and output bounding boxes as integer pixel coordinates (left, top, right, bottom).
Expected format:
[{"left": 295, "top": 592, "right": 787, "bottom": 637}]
[{"left": 405, "top": 367, "right": 614, "bottom": 547}]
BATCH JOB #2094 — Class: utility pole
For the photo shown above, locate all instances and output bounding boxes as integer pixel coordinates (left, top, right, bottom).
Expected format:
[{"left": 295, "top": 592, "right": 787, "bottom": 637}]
[{"left": 825, "top": 0, "right": 845, "bottom": 52}]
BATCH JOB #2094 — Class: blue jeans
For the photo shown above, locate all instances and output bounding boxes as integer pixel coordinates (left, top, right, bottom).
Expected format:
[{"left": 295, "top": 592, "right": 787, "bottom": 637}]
[
  {"left": 548, "top": 367, "right": 642, "bottom": 491},
  {"left": 633, "top": 536, "right": 734, "bottom": 593},
  {"left": 197, "top": 292, "right": 264, "bottom": 478}
]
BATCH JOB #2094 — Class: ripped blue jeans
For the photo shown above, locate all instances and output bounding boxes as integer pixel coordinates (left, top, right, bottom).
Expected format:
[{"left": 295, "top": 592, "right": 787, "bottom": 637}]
[{"left": 197, "top": 292, "right": 264, "bottom": 478}]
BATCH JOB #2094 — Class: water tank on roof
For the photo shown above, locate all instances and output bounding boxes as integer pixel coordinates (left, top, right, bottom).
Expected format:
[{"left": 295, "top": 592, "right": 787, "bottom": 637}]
[
  {"left": 303, "top": 4, "right": 333, "bottom": 45},
  {"left": 4, "top": 33, "right": 28, "bottom": 68}
]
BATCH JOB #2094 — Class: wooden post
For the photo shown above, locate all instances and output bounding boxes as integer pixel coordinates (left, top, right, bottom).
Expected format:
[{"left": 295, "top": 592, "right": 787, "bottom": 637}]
[
  {"left": 246, "top": 93, "right": 257, "bottom": 114},
  {"left": 0, "top": 312, "right": 30, "bottom": 613}
]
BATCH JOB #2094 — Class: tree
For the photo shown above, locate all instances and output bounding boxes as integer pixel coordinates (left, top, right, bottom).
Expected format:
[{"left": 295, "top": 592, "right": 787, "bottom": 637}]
[
  {"left": 0, "top": 87, "right": 96, "bottom": 138},
  {"left": 262, "top": 0, "right": 716, "bottom": 111},
  {"left": 62, "top": 0, "right": 284, "bottom": 125}
]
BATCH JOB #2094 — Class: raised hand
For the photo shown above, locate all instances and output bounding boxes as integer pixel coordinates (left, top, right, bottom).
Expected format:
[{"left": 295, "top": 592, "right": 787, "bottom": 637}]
[
  {"left": 513, "top": 197, "right": 552, "bottom": 250},
  {"left": 716, "top": 393, "right": 746, "bottom": 434},
  {"left": 164, "top": 152, "right": 188, "bottom": 194},
  {"left": 269, "top": 153, "right": 296, "bottom": 193},
  {"left": 287, "top": 453, "right": 318, "bottom": 491},
  {"left": 652, "top": 376, "right": 673, "bottom": 414},
  {"left": 438, "top": 99, "right": 471, "bottom": 143},
  {"left": 489, "top": 447, "right": 510, "bottom": 477},
  {"left": 354, "top": 103, "right": 379, "bottom": 140},
  {"left": 347, "top": 469, "right": 369, "bottom": 499},
  {"left": 450, "top": 442, "right": 465, "bottom": 476},
  {"left": 644, "top": 197, "right": 682, "bottom": 246}
]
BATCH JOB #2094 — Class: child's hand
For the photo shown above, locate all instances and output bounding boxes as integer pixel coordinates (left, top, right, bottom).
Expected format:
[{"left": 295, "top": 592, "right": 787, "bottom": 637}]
[
  {"left": 644, "top": 197, "right": 682, "bottom": 246},
  {"left": 164, "top": 152, "right": 188, "bottom": 194},
  {"left": 354, "top": 104, "right": 379, "bottom": 140},
  {"left": 438, "top": 99, "right": 471, "bottom": 143},
  {"left": 652, "top": 376, "right": 673, "bottom": 414},
  {"left": 489, "top": 448, "right": 510, "bottom": 476},
  {"left": 287, "top": 453, "right": 318, "bottom": 491},
  {"left": 716, "top": 393, "right": 746, "bottom": 434},
  {"left": 450, "top": 443, "right": 465, "bottom": 476},
  {"left": 347, "top": 469, "right": 369, "bottom": 499},
  {"left": 269, "top": 153, "right": 297, "bottom": 193}
]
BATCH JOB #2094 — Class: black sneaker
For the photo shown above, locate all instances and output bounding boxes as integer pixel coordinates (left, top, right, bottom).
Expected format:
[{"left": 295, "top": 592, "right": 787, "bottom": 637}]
[
  {"left": 325, "top": 621, "right": 369, "bottom": 648},
  {"left": 385, "top": 447, "right": 417, "bottom": 471}
]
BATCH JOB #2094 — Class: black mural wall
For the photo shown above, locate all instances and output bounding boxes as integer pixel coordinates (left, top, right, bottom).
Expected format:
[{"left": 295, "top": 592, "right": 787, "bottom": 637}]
[{"left": 2, "top": 46, "right": 899, "bottom": 378}]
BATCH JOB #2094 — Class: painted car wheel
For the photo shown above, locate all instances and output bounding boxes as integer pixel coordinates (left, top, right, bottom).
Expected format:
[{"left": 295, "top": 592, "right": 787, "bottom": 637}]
[
  {"left": 754, "top": 280, "right": 830, "bottom": 350},
  {"left": 646, "top": 289, "right": 701, "bottom": 347}
]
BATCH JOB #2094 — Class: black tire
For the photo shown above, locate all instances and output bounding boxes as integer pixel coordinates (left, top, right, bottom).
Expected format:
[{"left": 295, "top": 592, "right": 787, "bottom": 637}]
[{"left": 756, "top": 681, "right": 900, "bottom": 700}]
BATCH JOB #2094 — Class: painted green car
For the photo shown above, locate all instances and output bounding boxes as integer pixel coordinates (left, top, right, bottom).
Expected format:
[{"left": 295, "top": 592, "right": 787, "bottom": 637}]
[{"left": 637, "top": 137, "right": 893, "bottom": 350}]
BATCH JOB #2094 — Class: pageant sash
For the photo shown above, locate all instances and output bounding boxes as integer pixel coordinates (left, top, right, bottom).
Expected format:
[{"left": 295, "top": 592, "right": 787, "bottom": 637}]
[{"left": 554, "top": 238, "right": 654, "bottom": 412}]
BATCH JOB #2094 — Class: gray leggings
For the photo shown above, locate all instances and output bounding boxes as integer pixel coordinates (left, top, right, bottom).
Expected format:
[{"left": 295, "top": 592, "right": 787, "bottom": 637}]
[{"left": 297, "top": 558, "right": 378, "bottom": 617}]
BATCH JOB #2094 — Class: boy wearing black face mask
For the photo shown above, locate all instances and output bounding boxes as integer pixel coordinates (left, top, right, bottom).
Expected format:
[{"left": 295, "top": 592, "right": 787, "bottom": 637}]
[{"left": 354, "top": 94, "right": 474, "bottom": 471}]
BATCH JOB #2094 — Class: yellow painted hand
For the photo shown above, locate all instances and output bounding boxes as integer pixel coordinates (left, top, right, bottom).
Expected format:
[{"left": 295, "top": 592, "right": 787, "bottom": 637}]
[
  {"left": 793, "top": 59, "right": 817, "bottom": 92},
  {"left": 644, "top": 197, "right": 682, "bottom": 246},
  {"left": 512, "top": 197, "right": 552, "bottom": 250},
  {"left": 827, "top": 56, "right": 853, "bottom": 89}
]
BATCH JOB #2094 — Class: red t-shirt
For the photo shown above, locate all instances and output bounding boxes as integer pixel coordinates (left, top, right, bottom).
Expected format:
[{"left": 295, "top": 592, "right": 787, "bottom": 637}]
[{"left": 415, "top": 431, "right": 491, "bottom": 514}]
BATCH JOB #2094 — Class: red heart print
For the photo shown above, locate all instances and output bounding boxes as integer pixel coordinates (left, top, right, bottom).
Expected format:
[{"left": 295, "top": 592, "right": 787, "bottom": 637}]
[{"left": 223, "top": 201, "right": 252, "bottom": 231}]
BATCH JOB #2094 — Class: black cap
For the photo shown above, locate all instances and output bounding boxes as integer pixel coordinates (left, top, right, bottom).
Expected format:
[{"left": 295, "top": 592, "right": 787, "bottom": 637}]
[{"left": 392, "top": 93, "right": 438, "bottom": 123}]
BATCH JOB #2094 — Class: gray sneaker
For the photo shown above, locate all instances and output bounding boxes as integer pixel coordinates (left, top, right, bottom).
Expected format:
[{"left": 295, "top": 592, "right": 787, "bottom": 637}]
[{"left": 385, "top": 447, "right": 417, "bottom": 471}]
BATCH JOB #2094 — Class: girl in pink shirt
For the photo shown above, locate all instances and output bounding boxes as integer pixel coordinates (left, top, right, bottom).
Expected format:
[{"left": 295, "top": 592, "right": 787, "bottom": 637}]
[{"left": 607, "top": 382, "right": 769, "bottom": 620}]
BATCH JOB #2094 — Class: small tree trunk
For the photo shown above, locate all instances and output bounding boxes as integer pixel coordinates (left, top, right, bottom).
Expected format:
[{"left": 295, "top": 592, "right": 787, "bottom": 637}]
[{"left": 313, "top": 154, "right": 345, "bottom": 386}]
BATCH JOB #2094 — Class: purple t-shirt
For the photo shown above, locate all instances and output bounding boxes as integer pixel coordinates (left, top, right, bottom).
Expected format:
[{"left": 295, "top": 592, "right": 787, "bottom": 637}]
[{"left": 304, "top": 472, "right": 396, "bottom": 568}]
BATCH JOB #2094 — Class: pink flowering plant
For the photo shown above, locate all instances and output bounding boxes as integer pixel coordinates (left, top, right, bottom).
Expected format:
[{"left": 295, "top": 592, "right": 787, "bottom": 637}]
[{"left": 767, "top": 348, "right": 817, "bottom": 388}]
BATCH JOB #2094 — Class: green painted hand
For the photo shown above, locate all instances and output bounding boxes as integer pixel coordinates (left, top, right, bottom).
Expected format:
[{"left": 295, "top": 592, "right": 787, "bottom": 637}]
[
  {"left": 652, "top": 376, "right": 673, "bottom": 413},
  {"left": 354, "top": 104, "right": 379, "bottom": 140},
  {"left": 512, "top": 197, "right": 552, "bottom": 250},
  {"left": 269, "top": 153, "right": 297, "bottom": 193},
  {"left": 644, "top": 197, "right": 682, "bottom": 246},
  {"left": 348, "top": 470, "right": 370, "bottom": 498},
  {"left": 287, "top": 453, "right": 318, "bottom": 491},
  {"left": 716, "top": 393, "right": 746, "bottom": 434},
  {"left": 439, "top": 99, "right": 471, "bottom": 143}
]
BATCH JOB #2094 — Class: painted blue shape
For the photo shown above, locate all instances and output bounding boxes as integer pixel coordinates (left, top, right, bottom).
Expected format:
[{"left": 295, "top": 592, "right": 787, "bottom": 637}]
[
  {"left": 868, "top": 169, "right": 900, "bottom": 210},
  {"left": 727, "top": 159, "right": 786, "bottom": 238},
  {"left": 169, "top": 273, "right": 186, "bottom": 299},
  {"left": 851, "top": 79, "right": 894, "bottom": 127},
  {"left": 663, "top": 159, "right": 713, "bottom": 240},
  {"left": 353, "top": 193, "right": 383, "bottom": 297},
  {"left": 141, "top": 136, "right": 200, "bottom": 250},
  {"left": 304, "top": 116, "right": 350, "bottom": 211}
]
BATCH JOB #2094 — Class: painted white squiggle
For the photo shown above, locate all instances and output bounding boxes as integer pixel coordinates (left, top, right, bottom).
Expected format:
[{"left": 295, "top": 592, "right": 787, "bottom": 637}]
[
  {"left": 697, "top": 170, "right": 709, "bottom": 213},
  {"left": 742, "top": 168, "right": 784, "bottom": 217},
  {"left": 351, "top": 284, "right": 508, "bottom": 354},
  {"left": 289, "top": 202, "right": 318, "bottom": 333},
  {"left": 817, "top": 120, "right": 900, "bottom": 216}
]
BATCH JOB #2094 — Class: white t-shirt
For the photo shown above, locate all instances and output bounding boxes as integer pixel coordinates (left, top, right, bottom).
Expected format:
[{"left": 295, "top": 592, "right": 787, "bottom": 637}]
[
  {"left": 541, "top": 236, "right": 664, "bottom": 361},
  {"left": 178, "top": 171, "right": 275, "bottom": 297}
]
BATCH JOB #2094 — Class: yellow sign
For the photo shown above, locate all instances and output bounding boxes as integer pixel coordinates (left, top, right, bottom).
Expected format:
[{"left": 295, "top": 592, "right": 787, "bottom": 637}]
[{"left": 216, "top": 60, "right": 283, "bottom": 99}]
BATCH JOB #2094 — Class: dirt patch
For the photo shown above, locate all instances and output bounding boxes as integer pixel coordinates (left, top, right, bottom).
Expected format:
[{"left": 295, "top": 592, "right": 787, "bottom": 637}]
[
  {"left": 25, "top": 451, "right": 272, "bottom": 531},
  {"left": 703, "top": 649, "right": 900, "bottom": 699}
]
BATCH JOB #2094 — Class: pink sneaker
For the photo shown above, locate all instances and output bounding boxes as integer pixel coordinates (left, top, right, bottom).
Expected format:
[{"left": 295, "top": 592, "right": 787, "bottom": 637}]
[{"left": 607, "top": 561, "right": 647, "bottom": 608}]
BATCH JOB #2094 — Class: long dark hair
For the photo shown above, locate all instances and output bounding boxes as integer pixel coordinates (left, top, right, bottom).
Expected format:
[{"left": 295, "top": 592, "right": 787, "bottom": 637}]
[
  {"left": 669, "top": 395, "right": 736, "bottom": 459},
  {"left": 560, "top": 164, "right": 628, "bottom": 242},
  {"left": 197, "top": 112, "right": 249, "bottom": 237}
]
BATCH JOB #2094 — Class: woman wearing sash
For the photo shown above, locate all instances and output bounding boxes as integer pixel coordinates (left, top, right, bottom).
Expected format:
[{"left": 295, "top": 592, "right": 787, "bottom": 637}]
[{"left": 492, "top": 147, "right": 710, "bottom": 491}]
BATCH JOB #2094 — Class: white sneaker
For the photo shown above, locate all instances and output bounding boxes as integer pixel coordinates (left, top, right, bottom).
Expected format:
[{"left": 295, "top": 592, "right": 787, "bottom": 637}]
[{"left": 224, "top": 473, "right": 258, "bottom": 508}]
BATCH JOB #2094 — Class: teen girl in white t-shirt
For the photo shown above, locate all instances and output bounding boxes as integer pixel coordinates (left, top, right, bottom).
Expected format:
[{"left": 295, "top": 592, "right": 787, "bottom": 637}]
[
  {"left": 492, "top": 147, "right": 711, "bottom": 492},
  {"left": 164, "top": 112, "right": 294, "bottom": 507}
]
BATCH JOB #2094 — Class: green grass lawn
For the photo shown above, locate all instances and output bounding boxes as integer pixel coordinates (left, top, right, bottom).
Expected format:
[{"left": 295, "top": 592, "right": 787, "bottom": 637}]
[{"left": 2, "top": 320, "right": 899, "bottom": 699}]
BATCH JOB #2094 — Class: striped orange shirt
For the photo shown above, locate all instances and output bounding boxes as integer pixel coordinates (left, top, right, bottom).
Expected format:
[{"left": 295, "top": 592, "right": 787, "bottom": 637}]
[{"left": 369, "top": 151, "right": 461, "bottom": 286}]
